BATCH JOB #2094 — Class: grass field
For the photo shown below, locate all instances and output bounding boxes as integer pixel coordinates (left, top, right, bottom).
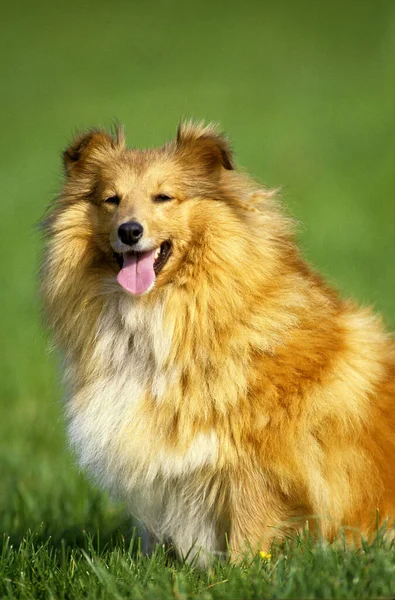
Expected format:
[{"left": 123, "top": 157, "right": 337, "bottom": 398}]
[{"left": 1, "top": 1, "right": 394, "bottom": 598}]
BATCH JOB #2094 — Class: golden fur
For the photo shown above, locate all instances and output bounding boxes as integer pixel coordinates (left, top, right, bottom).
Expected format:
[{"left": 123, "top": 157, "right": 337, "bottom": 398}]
[{"left": 41, "top": 121, "right": 395, "bottom": 564}]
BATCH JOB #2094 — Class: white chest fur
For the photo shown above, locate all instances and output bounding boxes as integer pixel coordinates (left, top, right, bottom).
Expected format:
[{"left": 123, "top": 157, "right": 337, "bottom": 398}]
[{"left": 66, "top": 297, "right": 219, "bottom": 546}]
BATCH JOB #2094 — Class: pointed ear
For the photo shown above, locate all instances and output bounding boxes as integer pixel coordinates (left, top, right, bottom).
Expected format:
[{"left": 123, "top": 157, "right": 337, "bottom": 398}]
[
  {"left": 63, "top": 127, "right": 125, "bottom": 176},
  {"left": 176, "top": 121, "right": 234, "bottom": 171}
]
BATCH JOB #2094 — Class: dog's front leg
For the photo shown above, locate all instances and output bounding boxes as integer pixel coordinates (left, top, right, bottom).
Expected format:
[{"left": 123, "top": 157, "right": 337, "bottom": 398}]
[
  {"left": 228, "top": 473, "right": 290, "bottom": 561},
  {"left": 136, "top": 523, "right": 159, "bottom": 556}
]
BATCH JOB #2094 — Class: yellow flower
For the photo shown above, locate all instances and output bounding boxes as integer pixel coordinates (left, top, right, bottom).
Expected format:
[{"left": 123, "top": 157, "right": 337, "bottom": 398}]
[{"left": 259, "top": 551, "right": 271, "bottom": 560}]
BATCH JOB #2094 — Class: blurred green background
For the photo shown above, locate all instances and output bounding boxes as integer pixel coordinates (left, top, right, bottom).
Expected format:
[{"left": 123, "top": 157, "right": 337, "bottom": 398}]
[{"left": 0, "top": 0, "right": 394, "bottom": 544}]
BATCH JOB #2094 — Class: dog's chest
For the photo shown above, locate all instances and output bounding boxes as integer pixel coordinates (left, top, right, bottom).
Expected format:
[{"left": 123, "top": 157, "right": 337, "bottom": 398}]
[{"left": 67, "top": 299, "right": 218, "bottom": 494}]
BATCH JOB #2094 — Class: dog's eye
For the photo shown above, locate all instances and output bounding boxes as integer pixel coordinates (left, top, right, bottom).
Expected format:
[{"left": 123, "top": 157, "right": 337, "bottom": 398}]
[
  {"left": 104, "top": 195, "right": 121, "bottom": 206},
  {"left": 154, "top": 194, "right": 173, "bottom": 203}
]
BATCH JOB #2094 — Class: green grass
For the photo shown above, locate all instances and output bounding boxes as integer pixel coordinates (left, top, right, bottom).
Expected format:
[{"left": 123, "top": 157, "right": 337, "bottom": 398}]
[
  {"left": 2, "top": 530, "right": 395, "bottom": 599},
  {"left": 1, "top": 0, "right": 394, "bottom": 597}
]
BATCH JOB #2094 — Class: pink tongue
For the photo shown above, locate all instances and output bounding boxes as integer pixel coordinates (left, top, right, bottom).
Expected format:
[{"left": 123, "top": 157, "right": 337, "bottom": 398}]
[{"left": 117, "top": 249, "right": 156, "bottom": 295}]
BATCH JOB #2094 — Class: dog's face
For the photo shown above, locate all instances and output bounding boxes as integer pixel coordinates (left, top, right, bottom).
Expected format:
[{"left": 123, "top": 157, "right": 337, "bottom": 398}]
[{"left": 61, "top": 123, "right": 234, "bottom": 295}]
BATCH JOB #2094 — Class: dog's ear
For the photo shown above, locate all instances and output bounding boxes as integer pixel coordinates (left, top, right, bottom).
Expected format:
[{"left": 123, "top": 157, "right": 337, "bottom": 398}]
[
  {"left": 176, "top": 121, "right": 234, "bottom": 172},
  {"left": 63, "top": 128, "right": 125, "bottom": 176}
]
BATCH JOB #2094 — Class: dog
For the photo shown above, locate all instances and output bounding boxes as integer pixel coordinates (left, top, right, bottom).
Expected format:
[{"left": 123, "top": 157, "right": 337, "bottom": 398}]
[{"left": 41, "top": 121, "right": 395, "bottom": 565}]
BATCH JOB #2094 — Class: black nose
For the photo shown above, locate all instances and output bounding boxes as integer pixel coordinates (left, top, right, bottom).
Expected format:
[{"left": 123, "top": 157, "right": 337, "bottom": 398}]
[{"left": 118, "top": 221, "right": 144, "bottom": 246}]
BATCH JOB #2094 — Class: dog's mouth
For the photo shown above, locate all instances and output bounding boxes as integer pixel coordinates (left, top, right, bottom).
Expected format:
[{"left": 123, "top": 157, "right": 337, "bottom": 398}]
[
  {"left": 153, "top": 240, "right": 172, "bottom": 274},
  {"left": 114, "top": 241, "right": 172, "bottom": 295}
]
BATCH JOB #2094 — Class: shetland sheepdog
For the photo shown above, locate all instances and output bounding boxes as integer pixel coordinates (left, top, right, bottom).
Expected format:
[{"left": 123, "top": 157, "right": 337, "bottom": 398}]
[{"left": 41, "top": 122, "right": 395, "bottom": 564}]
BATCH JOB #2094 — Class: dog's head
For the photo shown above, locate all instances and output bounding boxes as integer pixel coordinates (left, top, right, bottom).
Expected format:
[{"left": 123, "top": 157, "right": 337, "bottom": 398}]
[{"left": 60, "top": 121, "right": 235, "bottom": 295}]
